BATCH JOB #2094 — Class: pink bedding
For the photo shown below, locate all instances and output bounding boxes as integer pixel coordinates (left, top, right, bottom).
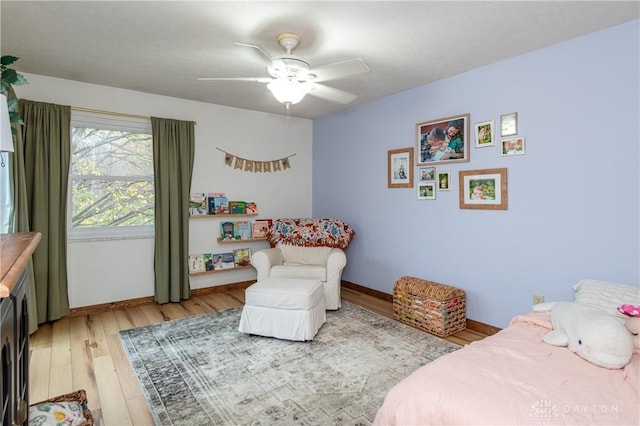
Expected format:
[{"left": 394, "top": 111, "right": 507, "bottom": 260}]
[{"left": 374, "top": 312, "right": 639, "bottom": 425}]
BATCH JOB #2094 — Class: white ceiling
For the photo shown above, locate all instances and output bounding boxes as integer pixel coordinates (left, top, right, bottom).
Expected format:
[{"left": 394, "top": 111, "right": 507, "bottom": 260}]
[{"left": 1, "top": 1, "right": 638, "bottom": 119}]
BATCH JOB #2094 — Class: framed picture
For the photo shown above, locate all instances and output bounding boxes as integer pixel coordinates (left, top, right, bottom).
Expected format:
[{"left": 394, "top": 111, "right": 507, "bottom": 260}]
[
  {"left": 419, "top": 166, "right": 435, "bottom": 181},
  {"left": 388, "top": 147, "right": 414, "bottom": 188},
  {"left": 417, "top": 182, "right": 436, "bottom": 200},
  {"left": 474, "top": 120, "right": 495, "bottom": 147},
  {"left": 500, "top": 112, "right": 518, "bottom": 137},
  {"left": 416, "top": 113, "right": 470, "bottom": 166},
  {"left": 501, "top": 137, "right": 526, "bottom": 156},
  {"left": 437, "top": 171, "right": 451, "bottom": 191},
  {"left": 459, "top": 168, "right": 508, "bottom": 210}
]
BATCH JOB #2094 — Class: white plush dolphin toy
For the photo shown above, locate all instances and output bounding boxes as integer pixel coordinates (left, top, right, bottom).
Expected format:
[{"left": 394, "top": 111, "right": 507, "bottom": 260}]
[{"left": 533, "top": 301, "right": 634, "bottom": 369}]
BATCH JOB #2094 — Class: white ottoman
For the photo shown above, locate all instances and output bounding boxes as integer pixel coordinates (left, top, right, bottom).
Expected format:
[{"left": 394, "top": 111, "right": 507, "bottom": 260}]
[{"left": 239, "top": 277, "right": 326, "bottom": 341}]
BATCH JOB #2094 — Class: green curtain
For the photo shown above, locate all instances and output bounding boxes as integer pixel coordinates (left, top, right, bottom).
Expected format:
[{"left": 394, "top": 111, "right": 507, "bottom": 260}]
[
  {"left": 151, "top": 117, "right": 195, "bottom": 303},
  {"left": 19, "top": 99, "right": 71, "bottom": 324},
  {"left": 7, "top": 89, "right": 38, "bottom": 333}
]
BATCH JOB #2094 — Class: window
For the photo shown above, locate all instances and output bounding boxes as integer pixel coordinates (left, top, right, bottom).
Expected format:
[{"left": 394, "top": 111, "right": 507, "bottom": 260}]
[{"left": 69, "top": 111, "right": 153, "bottom": 240}]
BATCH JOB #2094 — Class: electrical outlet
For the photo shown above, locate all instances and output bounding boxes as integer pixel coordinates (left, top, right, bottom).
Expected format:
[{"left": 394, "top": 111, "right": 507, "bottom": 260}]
[{"left": 533, "top": 294, "right": 545, "bottom": 305}]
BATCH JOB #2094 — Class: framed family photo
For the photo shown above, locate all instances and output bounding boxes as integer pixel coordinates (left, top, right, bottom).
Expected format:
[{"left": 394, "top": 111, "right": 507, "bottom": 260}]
[
  {"left": 459, "top": 168, "right": 508, "bottom": 210},
  {"left": 388, "top": 147, "right": 414, "bottom": 188},
  {"left": 500, "top": 112, "right": 518, "bottom": 137},
  {"left": 474, "top": 120, "right": 495, "bottom": 147},
  {"left": 501, "top": 137, "right": 526, "bottom": 156},
  {"left": 437, "top": 171, "right": 451, "bottom": 191},
  {"left": 417, "top": 182, "right": 436, "bottom": 200},
  {"left": 419, "top": 166, "right": 435, "bottom": 181},
  {"left": 416, "top": 113, "right": 470, "bottom": 166}
]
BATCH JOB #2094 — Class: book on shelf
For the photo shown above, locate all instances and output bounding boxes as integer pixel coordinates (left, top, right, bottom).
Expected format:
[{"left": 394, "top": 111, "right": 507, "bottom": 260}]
[
  {"left": 203, "top": 253, "right": 214, "bottom": 271},
  {"left": 233, "top": 248, "right": 252, "bottom": 267},
  {"left": 252, "top": 220, "right": 270, "bottom": 239},
  {"left": 212, "top": 252, "right": 235, "bottom": 270},
  {"left": 246, "top": 202, "right": 258, "bottom": 214},
  {"left": 188, "top": 254, "right": 206, "bottom": 273},
  {"left": 189, "top": 193, "right": 207, "bottom": 216},
  {"left": 234, "top": 220, "right": 252, "bottom": 240},
  {"left": 213, "top": 196, "right": 229, "bottom": 215},
  {"left": 220, "top": 222, "right": 235, "bottom": 240},
  {"left": 207, "top": 193, "right": 225, "bottom": 215},
  {"left": 229, "top": 201, "right": 247, "bottom": 215}
]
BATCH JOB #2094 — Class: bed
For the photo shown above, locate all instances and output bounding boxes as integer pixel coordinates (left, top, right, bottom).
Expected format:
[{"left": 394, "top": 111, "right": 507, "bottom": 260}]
[{"left": 374, "top": 280, "right": 640, "bottom": 426}]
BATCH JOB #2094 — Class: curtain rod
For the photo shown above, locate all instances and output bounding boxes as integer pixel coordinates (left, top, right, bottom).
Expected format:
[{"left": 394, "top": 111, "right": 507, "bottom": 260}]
[
  {"left": 71, "top": 106, "right": 149, "bottom": 120},
  {"left": 71, "top": 106, "right": 196, "bottom": 124}
]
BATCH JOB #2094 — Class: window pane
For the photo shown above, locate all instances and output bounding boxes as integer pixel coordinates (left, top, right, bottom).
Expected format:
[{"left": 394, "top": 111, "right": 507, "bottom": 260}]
[
  {"left": 69, "top": 114, "right": 154, "bottom": 237},
  {"left": 71, "top": 179, "right": 154, "bottom": 228},
  {"left": 71, "top": 127, "right": 153, "bottom": 177}
]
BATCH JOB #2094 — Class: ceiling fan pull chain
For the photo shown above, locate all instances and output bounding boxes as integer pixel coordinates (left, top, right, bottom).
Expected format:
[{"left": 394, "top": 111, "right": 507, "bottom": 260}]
[{"left": 285, "top": 102, "right": 292, "bottom": 124}]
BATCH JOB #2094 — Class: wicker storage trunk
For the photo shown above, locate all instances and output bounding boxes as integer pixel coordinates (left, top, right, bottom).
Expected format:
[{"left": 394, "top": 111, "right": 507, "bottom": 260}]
[{"left": 393, "top": 276, "right": 466, "bottom": 337}]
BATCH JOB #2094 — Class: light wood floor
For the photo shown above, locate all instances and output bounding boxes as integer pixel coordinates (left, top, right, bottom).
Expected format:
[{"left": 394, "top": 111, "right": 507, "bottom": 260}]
[{"left": 29, "top": 286, "right": 488, "bottom": 425}]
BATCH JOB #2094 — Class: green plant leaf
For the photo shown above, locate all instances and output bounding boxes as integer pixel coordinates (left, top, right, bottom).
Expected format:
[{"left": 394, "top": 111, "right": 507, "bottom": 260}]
[
  {"left": 9, "top": 111, "right": 21, "bottom": 122},
  {"left": 1, "top": 55, "right": 27, "bottom": 125},
  {"left": 14, "top": 74, "right": 28, "bottom": 86},
  {"left": 0, "top": 55, "right": 19, "bottom": 67},
  {"left": 1, "top": 68, "right": 18, "bottom": 85},
  {"left": 6, "top": 98, "right": 18, "bottom": 110}
]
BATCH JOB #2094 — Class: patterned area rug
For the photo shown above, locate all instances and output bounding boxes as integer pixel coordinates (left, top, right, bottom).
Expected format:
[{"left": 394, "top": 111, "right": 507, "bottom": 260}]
[{"left": 119, "top": 301, "right": 460, "bottom": 425}]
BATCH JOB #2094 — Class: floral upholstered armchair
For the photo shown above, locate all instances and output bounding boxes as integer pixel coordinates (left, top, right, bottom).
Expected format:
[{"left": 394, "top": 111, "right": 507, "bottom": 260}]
[{"left": 251, "top": 218, "right": 355, "bottom": 310}]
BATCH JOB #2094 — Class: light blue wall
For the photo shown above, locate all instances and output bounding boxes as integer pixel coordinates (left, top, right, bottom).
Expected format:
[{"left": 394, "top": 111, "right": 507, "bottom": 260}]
[{"left": 313, "top": 20, "right": 639, "bottom": 328}]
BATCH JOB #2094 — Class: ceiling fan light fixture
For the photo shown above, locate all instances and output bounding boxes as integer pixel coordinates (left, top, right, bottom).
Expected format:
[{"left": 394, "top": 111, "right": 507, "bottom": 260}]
[
  {"left": 267, "top": 78, "right": 313, "bottom": 105},
  {"left": 198, "top": 31, "right": 368, "bottom": 109}
]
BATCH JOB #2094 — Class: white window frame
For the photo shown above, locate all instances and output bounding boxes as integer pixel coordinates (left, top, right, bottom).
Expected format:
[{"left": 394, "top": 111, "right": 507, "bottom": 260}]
[{"left": 68, "top": 111, "right": 154, "bottom": 241}]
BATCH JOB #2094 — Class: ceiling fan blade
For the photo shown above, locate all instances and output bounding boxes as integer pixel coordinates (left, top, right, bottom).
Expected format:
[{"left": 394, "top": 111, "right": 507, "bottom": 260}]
[
  {"left": 309, "top": 58, "right": 370, "bottom": 83},
  {"left": 308, "top": 83, "right": 358, "bottom": 104},
  {"left": 197, "top": 77, "right": 272, "bottom": 83},
  {"left": 234, "top": 42, "right": 272, "bottom": 63}
]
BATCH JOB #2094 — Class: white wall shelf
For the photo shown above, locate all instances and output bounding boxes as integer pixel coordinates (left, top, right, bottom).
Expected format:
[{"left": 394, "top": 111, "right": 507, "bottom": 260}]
[
  {"left": 188, "top": 265, "right": 253, "bottom": 276},
  {"left": 216, "top": 237, "right": 267, "bottom": 244}
]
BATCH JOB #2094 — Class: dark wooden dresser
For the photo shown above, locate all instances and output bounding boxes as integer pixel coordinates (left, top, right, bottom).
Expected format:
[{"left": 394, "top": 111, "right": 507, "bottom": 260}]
[{"left": 1, "top": 232, "right": 41, "bottom": 426}]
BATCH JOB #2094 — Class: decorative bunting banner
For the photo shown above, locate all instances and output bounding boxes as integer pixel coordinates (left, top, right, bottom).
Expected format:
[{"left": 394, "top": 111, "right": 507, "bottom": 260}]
[{"left": 217, "top": 148, "right": 296, "bottom": 173}]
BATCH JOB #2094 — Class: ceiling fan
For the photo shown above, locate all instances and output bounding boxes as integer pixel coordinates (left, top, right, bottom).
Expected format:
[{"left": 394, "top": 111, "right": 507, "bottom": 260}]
[{"left": 197, "top": 33, "right": 370, "bottom": 109}]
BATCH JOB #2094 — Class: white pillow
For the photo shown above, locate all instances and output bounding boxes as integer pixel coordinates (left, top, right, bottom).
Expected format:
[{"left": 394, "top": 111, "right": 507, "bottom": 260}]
[
  {"left": 573, "top": 279, "right": 640, "bottom": 318},
  {"left": 278, "top": 244, "right": 331, "bottom": 265},
  {"left": 29, "top": 401, "right": 89, "bottom": 426}
]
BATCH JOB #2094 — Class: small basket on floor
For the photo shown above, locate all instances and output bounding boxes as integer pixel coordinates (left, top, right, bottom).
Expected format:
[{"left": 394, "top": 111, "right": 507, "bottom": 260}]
[
  {"left": 393, "top": 276, "right": 466, "bottom": 338},
  {"left": 29, "top": 389, "right": 94, "bottom": 426}
]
